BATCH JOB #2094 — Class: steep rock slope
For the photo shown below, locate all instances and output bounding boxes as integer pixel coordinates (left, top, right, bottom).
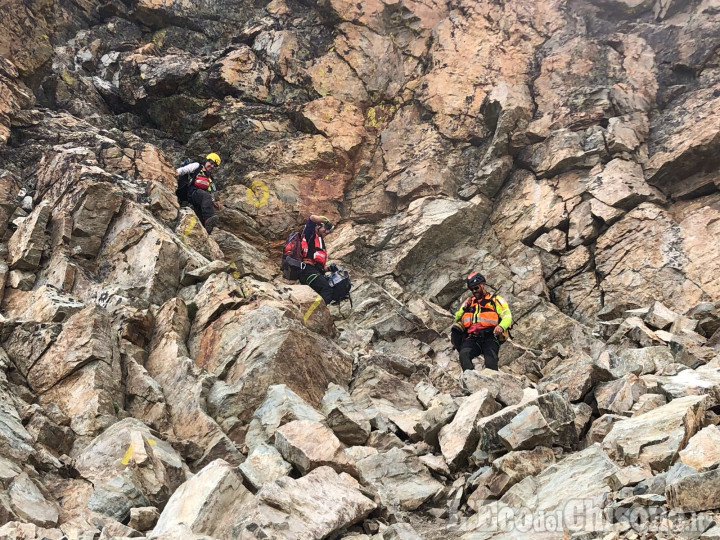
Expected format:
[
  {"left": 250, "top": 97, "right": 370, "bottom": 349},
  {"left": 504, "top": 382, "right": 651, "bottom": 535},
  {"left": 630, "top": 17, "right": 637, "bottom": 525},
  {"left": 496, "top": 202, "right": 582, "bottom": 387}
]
[{"left": 0, "top": 0, "right": 718, "bottom": 538}]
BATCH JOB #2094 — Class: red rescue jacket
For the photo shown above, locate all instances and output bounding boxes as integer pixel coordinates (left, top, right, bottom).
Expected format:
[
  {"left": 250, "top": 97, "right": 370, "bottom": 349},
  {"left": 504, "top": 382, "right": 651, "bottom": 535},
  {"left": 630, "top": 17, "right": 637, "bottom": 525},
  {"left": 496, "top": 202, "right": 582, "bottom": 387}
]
[
  {"left": 301, "top": 234, "right": 327, "bottom": 270},
  {"left": 192, "top": 168, "right": 214, "bottom": 191}
]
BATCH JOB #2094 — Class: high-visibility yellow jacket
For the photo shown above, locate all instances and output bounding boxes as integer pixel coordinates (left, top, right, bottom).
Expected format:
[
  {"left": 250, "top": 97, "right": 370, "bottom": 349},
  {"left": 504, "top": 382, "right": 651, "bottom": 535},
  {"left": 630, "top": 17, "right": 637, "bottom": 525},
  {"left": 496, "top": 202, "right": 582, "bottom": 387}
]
[{"left": 454, "top": 292, "right": 512, "bottom": 335}]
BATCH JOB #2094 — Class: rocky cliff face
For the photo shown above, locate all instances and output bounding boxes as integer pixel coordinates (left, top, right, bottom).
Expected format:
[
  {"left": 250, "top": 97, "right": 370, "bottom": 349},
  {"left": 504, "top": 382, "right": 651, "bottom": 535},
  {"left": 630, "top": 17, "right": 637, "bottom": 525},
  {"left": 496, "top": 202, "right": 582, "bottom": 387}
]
[{"left": 0, "top": 0, "right": 719, "bottom": 538}]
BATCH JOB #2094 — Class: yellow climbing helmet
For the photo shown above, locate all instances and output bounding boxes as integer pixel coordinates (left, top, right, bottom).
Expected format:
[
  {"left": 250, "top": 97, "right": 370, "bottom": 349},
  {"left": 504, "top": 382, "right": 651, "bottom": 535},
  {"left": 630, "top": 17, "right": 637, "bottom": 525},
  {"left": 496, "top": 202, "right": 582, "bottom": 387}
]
[{"left": 206, "top": 152, "right": 221, "bottom": 166}]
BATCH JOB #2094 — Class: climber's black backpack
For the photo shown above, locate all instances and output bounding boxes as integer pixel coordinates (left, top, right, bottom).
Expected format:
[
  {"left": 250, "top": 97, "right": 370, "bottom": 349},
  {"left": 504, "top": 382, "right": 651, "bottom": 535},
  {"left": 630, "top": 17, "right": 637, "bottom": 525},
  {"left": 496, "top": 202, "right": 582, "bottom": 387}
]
[
  {"left": 281, "top": 231, "right": 303, "bottom": 280},
  {"left": 328, "top": 268, "right": 352, "bottom": 307},
  {"left": 176, "top": 158, "right": 197, "bottom": 204}
]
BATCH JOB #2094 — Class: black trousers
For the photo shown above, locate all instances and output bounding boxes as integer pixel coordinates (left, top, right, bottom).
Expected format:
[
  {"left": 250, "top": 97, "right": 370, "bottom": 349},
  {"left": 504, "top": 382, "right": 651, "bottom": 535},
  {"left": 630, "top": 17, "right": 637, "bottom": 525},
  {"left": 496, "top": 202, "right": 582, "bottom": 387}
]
[
  {"left": 300, "top": 264, "right": 333, "bottom": 304},
  {"left": 458, "top": 332, "right": 501, "bottom": 371},
  {"left": 188, "top": 188, "right": 215, "bottom": 225}
]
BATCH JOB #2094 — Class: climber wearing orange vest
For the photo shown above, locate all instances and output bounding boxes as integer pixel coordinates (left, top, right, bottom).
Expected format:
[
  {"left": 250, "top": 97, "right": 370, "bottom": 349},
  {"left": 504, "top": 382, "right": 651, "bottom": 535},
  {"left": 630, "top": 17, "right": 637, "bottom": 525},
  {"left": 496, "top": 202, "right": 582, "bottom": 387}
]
[
  {"left": 299, "top": 214, "right": 334, "bottom": 304},
  {"left": 451, "top": 272, "right": 512, "bottom": 371}
]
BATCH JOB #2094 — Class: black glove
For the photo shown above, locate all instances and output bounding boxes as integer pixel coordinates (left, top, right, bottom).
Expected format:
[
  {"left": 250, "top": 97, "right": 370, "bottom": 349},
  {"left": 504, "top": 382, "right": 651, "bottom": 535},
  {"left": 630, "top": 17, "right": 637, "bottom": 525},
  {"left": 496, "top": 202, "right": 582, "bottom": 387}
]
[
  {"left": 450, "top": 324, "right": 465, "bottom": 351},
  {"left": 463, "top": 304, "right": 474, "bottom": 312},
  {"left": 328, "top": 263, "right": 338, "bottom": 273}
]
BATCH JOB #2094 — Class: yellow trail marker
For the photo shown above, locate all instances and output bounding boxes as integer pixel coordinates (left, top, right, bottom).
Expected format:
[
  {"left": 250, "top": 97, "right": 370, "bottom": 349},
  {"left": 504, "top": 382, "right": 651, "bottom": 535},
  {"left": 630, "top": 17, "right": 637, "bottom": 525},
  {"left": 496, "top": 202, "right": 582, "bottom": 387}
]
[
  {"left": 121, "top": 437, "right": 157, "bottom": 466},
  {"left": 303, "top": 295, "right": 323, "bottom": 323},
  {"left": 229, "top": 261, "right": 241, "bottom": 280},
  {"left": 246, "top": 180, "right": 269, "bottom": 208},
  {"left": 121, "top": 444, "right": 134, "bottom": 466},
  {"left": 183, "top": 215, "right": 197, "bottom": 235}
]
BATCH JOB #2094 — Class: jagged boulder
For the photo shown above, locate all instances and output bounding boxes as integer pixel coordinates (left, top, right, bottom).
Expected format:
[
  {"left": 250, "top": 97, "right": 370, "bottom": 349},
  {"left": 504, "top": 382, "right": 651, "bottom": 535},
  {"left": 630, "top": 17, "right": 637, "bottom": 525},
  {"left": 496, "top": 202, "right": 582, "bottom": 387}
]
[
  {"left": 631, "top": 393, "right": 668, "bottom": 416},
  {"left": 462, "top": 369, "right": 524, "bottom": 407},
  {"left": 211, "top": 46, "right": 272, "bottom": 102},
  {"left": 238, "top": 444, "right": 292, "bottom": 490},
  {"left": 646, "top": 301, "right": 683, "bottom": 330},
  {"left": 284, "top": 284, "right": 338, "bottom": 337},
  {"left": 657, "top": 366, "right": 720, "bottom": 406},
  {"left": 0, "top": 521, "right": 64, "bottom": 540},
  {"left": 24, "top": 407, "right": 74, "bottom": 456},
  {"left": 0, "top": 57, "right": 34, "bottom": 142},
  {"left": 679, "top": 425, "right": 720, "bottom": 472},
  {"left": 21, "top": 306, "right": 116, "bottom": 395},
  {"left": 468, "top": 446, "right": 556, "bottom": 503},
  {"left": 355, "top": 448, "right": 444, "bottom": 511},
  {"left": 1, "top": 285, "right": 84, "bottom": 323},
  {"left": 97, "top": 204, "right": 182, "bottom": 305},
  {"left": 476, "top": 391, "right": 577, "bottom": 454},
  {"left": 338, "top": 280, "right": 443, "bottom": 344},
  {"left": 665, "top": 426, "right": 720, "bottom": 512},
  {"left": 51, "top": 178, "right": 123, "bottom": 259},
  {"left": 235, "top": 466, "right": 377, "bottom": 539},
  {"left": 2, "top": 306, "right": 122, "bottom": 440},
  {"left": 607, "top": 315, "right": 665, "bottom": 349},
  {"left": 74, "top": 418, "right": 189, "bottom": 521},
  {"left": 321, "top": 383, "right": 372, "bottom": 446},
  {"left": 461, "top": 445, "right": 618, "bottom": 537},
  {"left": 596, "top": 203, "right": 720, "bottom": 314},
  {"left": 301, "top": 96, "right": 367, "bottom": 154},
  {"left": 439, "top": 389, "right": 499, "bottom": 469},
  {"left": 357, "top": 196, "right": 491, "bottom": 289},
  {"left": 5, "top": 473, "right": 58, "bottom": 528},
  {"left": 198, "top": 303, "right": 352, "bottom": 424},
  {"left": 150, "top": 459, "right": 253, "bottom": 539},
  {"left": 539, "top": 351, "right": 614, "bottom": 402},
  {"left": 0, "top": 379, "right": 35, "bottom": 463},
  {"left": 508, "top": 299, "right": 605, "bottom": 362},
  {"left": 123, "top": 352, "right": 172, "bottom": 434},
  {"left": 595, "top": 374, "right": 647, "bottom": 415},
  {"left": 609, "top": 346, "right": 675, "bottom": 377},
  {"left": 186, "top": 275, "right": 350, "bottom": 428},
  {"left": 414, "top": 393, "right": 458, "bottom": 448},
  {"left": 274, "top": 420, "right": 356, "bottom": 476},
  {"left": 116, "top": 52, "right": 202, "bottom": 106},
  {"left": 175, "top": 208, "right": 224, "bottom": 262},
  {"left": 129, "top": 506, "right": 160, "bottom": 532},
  {"left": 603, "top": 395, "right": 708, "bottom": 472},
  {"left": 497, "top": 405, "right": 555, "bottom": 451},
  {"left": 147, "top": 181, "right": 179, "bottom": 222},
  {"left": 8, "top": 203, "right": 50, "bottom": 271},
  {"left": 666, "top": 467, "right": 720, "bottom": 513},
  {"left": 350, "top": 363, "right": 423, "bottom": 416},
  {"left": 147, "top": 298, "right": 241, "bottom": 466},
  {"left": 646, "top": 83, "right": 720, "bottom": 195},
  {"left": 585, "top": 414, "right": 626, "bottom": 446},
  {"left": 387, "top": 408, "right": 425, "bottom": 441},
  {"left": 210, "top": 229, "right": 277, "bottom": 282},
  {"left": 245, "top": 384, "right": 325, "bottom": 450}
]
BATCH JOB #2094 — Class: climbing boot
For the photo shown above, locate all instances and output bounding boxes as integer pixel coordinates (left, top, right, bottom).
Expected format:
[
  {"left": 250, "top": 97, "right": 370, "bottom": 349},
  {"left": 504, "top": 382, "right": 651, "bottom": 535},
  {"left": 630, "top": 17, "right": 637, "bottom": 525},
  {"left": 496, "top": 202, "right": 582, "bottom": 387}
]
[{"left": 204, "top": 215, "right": 219, "bottom": 233}]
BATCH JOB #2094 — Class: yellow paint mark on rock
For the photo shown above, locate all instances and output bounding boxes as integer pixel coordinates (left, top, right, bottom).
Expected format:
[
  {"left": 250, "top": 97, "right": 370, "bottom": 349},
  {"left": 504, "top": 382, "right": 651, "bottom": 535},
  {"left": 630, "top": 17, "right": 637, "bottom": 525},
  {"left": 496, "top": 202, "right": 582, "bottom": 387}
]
[
  {"left": 146, "top": 438, "right": 157, "bottom": 446},
  {"left": 183, "top": 215, "right": 197, "bottom": 236},
  {"left": 121, "top": 444, "right": 134, "bottom": 466},
  {"left": 61, "top": 71, "right": 75, "bottom": 86},
  {"left": 246, "top": 180, "right": 269, "bottom": 208},
  {"left": 303, "top": 295, "right": 323, "bottom": 323},
  {"left": 229, "top": 261, "right": 241, "bottom": 280}
]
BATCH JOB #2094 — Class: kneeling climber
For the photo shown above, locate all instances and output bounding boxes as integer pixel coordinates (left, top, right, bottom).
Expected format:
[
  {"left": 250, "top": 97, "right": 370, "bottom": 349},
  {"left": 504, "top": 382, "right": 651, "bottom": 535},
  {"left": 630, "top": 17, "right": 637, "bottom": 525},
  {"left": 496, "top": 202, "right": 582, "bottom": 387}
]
[
  {"left": 451, "top": 272, "right": 512, "bottom": 371},
  {"left": 176, "top": 153, "right": 223, "bottom": 232},
  {"left": 300, "top": 214, "right": 334, "bottom": 304}
]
